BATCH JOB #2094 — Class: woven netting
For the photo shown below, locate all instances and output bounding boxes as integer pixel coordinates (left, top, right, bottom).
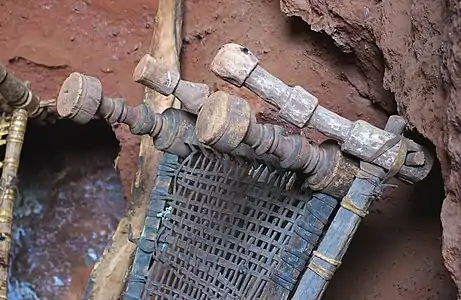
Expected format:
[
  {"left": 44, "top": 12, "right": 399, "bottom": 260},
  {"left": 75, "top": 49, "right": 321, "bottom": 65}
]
[{"left": 143, "top": 151, "right": 337, "bottom": 300}]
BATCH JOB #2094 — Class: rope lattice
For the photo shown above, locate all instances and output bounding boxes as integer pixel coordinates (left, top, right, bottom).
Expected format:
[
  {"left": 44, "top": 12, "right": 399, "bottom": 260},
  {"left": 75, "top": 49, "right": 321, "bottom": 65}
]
[{"left": 142, "top": 152, "right": 338, "bottom": 300}]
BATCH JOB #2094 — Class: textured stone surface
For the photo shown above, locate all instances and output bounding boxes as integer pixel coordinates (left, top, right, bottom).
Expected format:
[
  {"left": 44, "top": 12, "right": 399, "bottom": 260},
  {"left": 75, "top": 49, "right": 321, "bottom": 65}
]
[
  {"left": 281, "top": 0, "right": 396, "bottom": 113},
  {"left": 280, "top": 0, "right": 461, "bottom": 295}
]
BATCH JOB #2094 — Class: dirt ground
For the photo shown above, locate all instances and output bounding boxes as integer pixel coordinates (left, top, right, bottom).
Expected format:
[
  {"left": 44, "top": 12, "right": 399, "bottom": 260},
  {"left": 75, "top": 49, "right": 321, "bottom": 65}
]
[{"left": 0, "top": 0, "right": 456, "bottom": 299}]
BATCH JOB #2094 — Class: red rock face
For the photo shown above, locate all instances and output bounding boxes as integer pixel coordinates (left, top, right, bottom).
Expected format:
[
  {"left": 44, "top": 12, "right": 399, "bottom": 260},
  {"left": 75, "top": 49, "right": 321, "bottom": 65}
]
[
  {"left": 280, "top": 0, "right": 461, "bottom": 295},
  {"left": 440, "top": 0, "right": 461, "bottom": 294},
  {"left": 280, "top": 0, "right": 396, "bottom": 114}
]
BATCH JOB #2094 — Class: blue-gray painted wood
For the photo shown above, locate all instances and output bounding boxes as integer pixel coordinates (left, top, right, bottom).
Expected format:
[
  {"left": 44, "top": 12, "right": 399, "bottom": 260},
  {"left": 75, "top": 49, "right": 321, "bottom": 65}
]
[
  {"left": 292, "top": 174, "right": 382, "bottom": 300},
  {"left": 121, "top": 153, "right": 178, "bottom": 300}
]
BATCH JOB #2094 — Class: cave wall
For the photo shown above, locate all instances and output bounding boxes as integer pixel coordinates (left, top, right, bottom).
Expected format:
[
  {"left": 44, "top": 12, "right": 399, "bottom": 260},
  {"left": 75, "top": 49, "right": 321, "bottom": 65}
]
[{"left": 280, "top": 0, "right": 461, "bottom": 295}]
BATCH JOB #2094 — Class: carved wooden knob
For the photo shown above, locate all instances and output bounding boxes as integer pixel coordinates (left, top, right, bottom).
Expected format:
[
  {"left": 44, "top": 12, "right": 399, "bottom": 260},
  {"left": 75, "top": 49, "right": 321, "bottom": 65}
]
[
  {"left": 211, "top": 43, "right": 259, "bottom": 87},
  {"left": 57, "top": 72, "right": 102, "bottom": 124},
  {"left": 197, "top": 91, "right": 322, "bottom": 172},
  {"left": 57, "top": 72, "right": 161, "bottom": 136},
  {"left": 196, "top": 91, "right": 252, "bottom": 152},
  {"left": 133, "top": 54, "right": 210, "bottom": 114}
]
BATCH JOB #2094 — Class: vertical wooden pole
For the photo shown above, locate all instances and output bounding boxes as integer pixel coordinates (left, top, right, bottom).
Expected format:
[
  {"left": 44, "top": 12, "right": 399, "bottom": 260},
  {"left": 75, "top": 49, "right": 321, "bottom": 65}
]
[
  {"left": 0, "top": 109, "right": 27, "bottom": 299},
  {"left": 85, "top": 1, "right": 183, "bottom": 299}
]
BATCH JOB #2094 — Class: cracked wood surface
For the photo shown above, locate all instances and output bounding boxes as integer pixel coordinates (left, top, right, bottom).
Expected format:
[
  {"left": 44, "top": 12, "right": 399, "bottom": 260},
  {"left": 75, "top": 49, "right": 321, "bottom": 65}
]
[{"left": 85, "top": 1, "right": 183, "bottom": 299}]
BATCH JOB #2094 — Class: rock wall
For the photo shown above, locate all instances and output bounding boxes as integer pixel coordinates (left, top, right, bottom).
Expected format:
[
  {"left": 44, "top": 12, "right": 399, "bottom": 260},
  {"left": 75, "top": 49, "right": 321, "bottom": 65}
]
[{"left": 280, "top": 0, "right": 461, "bottom": 295}]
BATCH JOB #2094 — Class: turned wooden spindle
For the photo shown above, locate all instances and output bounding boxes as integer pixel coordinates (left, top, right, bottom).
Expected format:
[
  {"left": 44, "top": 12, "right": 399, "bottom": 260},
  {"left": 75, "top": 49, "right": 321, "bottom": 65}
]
[
  {"left": 196, "top": 91, "right": 359, "bottom": 198},
  {"left": 132, "top": 51, "right": 430, "bottom": 183},
  {"left": 133, "top": 54, "right": 210, "bottom": 114},
  {"left": 57, "top": 73, "right": 204, "bottom": 157},
  {"left": 57, "top": 72, "right": 163, "bottom": 136},
  {"left": 196, "top": 91, "right": 322, "bottom": 173},
  {"left": 0, "top": 63, "right": 49, "bottom": 121},
  {"left": 210, "top": 43, "right": 434, "bottom": 183},
  {"left": 56, "top": 73, "right": 284, "bottom": 162}
]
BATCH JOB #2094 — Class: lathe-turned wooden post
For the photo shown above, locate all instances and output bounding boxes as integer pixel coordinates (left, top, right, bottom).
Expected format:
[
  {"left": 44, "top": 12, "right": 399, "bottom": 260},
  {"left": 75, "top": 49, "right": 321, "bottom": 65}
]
[
  {"left": 133, "top": 54, "right": 210, "bottom": 114},
  {"left": 196, "top": 91, "right": 359, "bottom": 198},
  {"left": 0, "top": 63, "right": 52, "bottom": 123},
  {"left": 210, "top": 43, "right": 434, "bottom": 184},
  {"left": 56, "top": 72, "right": 283, "bottom": 169}
]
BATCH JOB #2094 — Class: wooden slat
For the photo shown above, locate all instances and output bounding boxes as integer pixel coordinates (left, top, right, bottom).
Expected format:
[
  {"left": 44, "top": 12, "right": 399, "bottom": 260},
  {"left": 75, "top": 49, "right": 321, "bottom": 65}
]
[{"left": 85, "top": 1, "right": 183, "bottom": 299}]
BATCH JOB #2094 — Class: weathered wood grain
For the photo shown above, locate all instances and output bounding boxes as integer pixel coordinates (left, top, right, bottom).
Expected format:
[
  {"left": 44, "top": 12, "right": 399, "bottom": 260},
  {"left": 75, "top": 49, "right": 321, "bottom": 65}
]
[
  {"left": 133, "top": 53, "right": 210, "bottom": 114},
  {"left": 210, "top": 44, "right": 434, "bottom": 183},
  {"left": 85, "top": 1, "right": 183, "bottom": 299}
]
